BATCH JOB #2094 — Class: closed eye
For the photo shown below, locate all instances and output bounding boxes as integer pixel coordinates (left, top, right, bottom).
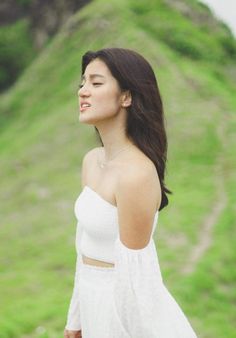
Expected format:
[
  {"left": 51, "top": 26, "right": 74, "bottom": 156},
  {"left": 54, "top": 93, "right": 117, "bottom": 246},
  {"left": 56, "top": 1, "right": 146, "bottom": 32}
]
[{"left": 78, "top": 82, "right": 103, "bottom": 89}]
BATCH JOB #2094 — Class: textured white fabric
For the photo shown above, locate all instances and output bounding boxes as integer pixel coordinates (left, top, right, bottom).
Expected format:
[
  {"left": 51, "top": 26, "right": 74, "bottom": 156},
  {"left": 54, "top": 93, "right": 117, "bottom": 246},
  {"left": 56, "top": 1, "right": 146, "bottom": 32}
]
[
  {"left": 65, "top": 186, "right": 198, "bottom": 337},
  {"left": 64, "top": 254, "right": 82, "bottom": 330},
  {"left": 108, "top": 237, "right": 198, "bottom": 337},
  {"left": 73, "top": 185, "right": 158, "bottom": 264},
  {"left": 78, "top": 263, "right": 116, "bottom": 337}
]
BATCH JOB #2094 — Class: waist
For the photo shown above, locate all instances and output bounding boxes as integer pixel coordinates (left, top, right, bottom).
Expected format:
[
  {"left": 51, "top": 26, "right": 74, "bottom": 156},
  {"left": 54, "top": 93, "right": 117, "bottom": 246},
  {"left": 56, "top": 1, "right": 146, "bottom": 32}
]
[
  {"left": 79, "top": 233, "right": 116, "bottom": 264},
  {"left": 82, "top": 254, "right": 115, "bottom": 267}
]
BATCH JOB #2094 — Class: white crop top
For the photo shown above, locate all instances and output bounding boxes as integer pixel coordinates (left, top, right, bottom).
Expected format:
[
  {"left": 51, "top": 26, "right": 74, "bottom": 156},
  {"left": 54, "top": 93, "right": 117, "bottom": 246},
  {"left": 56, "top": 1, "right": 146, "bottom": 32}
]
[{"left": 74, "top": 185, "right": 159, "bottom": 264}]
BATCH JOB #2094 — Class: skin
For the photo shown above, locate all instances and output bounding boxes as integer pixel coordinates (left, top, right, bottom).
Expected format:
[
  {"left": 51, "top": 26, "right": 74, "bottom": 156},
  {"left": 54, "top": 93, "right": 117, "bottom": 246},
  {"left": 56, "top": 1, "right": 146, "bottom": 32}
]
[
  {"left": 64, "top": 328, "right": 82, "bottom": 338},
  {"left": 64, "top": 58, "right": 161, "bottom": 337},
  {"left": 78, "top": 58, "right": 133, "bottom": 159}
]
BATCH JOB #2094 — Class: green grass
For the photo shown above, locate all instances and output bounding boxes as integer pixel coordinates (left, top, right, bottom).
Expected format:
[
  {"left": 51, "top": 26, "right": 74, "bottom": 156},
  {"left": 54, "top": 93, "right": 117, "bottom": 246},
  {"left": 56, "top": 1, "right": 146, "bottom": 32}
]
[{"left": 0, "top": 0, "right": 236, "bottom": 337}]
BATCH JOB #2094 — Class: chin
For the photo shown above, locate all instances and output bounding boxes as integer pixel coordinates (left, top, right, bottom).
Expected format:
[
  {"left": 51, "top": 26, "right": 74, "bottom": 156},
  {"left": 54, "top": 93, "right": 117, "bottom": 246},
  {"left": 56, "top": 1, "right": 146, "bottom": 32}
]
[{"left": 79, "top": 115, "right": 99, "bottom": 126}]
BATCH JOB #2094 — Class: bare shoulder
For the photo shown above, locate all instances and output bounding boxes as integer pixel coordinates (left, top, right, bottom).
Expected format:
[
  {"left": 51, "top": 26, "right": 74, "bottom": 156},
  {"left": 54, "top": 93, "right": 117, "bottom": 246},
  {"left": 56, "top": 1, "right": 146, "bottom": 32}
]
[
  {"left": 118, "top": 152, "right": 161, "bottom": 197},
  {"left": 81, "top": 147, "right": 101, "bottom": 186},
  {"left": 83, "top": 146, "right": 101, "bottom": 163},
  {"left": 115, "top": 156, "right": 161, "bottom": 249}
]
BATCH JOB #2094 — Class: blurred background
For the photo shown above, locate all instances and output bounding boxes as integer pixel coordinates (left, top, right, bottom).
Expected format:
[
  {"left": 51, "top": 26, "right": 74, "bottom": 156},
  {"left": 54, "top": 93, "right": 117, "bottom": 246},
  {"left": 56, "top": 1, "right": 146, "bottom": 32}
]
[{"left": 0, "top": 0, "right": 235, "bottom": 337}]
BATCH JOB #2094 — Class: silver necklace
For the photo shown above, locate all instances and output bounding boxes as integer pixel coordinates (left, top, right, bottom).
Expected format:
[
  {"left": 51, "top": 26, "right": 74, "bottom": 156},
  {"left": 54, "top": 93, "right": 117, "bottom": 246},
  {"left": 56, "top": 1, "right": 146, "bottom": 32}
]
[{"left": 99, "top": 144, "right": 132, "bottom": 169}]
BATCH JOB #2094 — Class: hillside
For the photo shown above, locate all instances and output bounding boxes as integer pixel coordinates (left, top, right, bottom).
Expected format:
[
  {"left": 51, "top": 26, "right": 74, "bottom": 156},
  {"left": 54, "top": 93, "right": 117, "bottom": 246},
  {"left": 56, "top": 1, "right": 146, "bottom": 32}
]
[
  {"left": 0, "top": 0, "right": 236, "bottom": 337},
  {"left": 0, "top": 0, "right": 90, "bottom": 92}
]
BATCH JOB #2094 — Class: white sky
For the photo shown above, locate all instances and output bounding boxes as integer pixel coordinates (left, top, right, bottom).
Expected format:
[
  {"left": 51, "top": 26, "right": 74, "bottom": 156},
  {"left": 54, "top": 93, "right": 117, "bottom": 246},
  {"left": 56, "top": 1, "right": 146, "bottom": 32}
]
[{"left": 199, "top": 0, "right": 236, "bottom": 37}]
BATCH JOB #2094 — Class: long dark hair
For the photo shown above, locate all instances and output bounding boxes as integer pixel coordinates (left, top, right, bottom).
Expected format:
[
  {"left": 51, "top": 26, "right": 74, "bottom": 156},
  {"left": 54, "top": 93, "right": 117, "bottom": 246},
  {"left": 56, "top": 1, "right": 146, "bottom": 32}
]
[{"left": 81, "top": 47, "right": 172, "bottom": 211}]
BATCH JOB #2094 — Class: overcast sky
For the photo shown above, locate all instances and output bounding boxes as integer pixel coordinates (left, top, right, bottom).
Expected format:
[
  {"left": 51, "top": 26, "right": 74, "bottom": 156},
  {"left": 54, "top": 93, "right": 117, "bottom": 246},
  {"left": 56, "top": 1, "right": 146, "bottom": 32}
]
[{"left": 199, "top": 0, "right": 236, "bottom": 37}]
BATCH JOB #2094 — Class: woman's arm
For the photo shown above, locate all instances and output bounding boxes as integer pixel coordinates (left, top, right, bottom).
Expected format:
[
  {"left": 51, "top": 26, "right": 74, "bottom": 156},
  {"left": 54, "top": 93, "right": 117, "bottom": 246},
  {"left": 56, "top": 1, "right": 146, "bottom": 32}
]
[
  {"left": 64, "top": 245, "right": 82, "bottom": 331},
  {"left": 109, "top": 166, "right": 197, "bottom": 338},
  {"left": 108, "top": 166, "right": 163, "bottom": 337},
  {"left": 115, "top": 162, "right": 160, "bottom": 250},
  {"left": 110, "top": 235, "right": 164, "bottom": 338}
]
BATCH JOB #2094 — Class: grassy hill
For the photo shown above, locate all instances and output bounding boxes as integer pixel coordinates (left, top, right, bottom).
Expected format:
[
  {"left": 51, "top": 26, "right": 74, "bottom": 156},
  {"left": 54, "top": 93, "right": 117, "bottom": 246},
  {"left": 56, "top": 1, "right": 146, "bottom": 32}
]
[{"left": 0, "top": 0, "right": 235, "bottom": 337}]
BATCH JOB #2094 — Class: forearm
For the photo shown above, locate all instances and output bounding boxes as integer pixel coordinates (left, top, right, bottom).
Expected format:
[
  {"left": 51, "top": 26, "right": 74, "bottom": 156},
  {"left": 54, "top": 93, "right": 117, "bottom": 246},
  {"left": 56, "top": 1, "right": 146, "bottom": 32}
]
[{"left": 65, "top": 252, "right": 82, "bottom": 331}]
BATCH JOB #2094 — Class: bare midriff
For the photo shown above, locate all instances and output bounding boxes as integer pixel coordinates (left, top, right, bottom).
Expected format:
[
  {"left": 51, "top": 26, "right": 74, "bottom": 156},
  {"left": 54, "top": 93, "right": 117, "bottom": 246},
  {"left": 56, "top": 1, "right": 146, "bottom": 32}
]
[{"left": 82, "top": 254, "right": 115, "bottom": 267}]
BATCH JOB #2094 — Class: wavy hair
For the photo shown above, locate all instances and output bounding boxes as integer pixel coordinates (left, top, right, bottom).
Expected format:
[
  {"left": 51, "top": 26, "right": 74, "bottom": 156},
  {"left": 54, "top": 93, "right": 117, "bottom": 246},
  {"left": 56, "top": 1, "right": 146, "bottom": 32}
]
[{"left": 81, "top": 48, "right": 172, "bottom": 211}]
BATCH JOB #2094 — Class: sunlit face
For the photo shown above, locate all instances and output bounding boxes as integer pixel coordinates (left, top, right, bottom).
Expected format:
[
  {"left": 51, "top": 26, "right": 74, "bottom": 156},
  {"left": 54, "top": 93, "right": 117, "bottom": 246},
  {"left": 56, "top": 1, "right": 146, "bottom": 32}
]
[{"left": 78, "top": 58, "right": 124, "bottom": 124}]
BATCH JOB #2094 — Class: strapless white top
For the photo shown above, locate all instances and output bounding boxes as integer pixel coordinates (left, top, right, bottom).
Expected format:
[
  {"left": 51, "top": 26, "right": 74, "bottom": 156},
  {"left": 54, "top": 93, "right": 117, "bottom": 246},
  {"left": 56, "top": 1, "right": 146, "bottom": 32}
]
[
  {"left": 65, "top": 186, "right": 198, "bottom": 338},
  {"left": 74, "top": 185, "right": 159, "bottom": 264}
]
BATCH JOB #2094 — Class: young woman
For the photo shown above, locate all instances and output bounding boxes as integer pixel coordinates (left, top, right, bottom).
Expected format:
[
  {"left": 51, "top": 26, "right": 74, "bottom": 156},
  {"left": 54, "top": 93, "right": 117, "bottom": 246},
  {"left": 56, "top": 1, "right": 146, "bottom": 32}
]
[{"left": 64, "top": 48, "right": 198, "bottom": 338}]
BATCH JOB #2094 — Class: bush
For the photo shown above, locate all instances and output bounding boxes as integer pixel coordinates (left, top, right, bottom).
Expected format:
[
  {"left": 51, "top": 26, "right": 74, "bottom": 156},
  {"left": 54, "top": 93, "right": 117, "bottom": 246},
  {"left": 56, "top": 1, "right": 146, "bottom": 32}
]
[{"left": 0, "top": 18, "right": 36, "bottom": 92}]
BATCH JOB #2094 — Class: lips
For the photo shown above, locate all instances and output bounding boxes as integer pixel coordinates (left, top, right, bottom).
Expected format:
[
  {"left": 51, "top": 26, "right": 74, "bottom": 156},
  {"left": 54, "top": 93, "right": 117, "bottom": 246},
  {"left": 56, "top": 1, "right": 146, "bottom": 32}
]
[{"left": 80, "top": 102, "right": 91, "bottom": 112}]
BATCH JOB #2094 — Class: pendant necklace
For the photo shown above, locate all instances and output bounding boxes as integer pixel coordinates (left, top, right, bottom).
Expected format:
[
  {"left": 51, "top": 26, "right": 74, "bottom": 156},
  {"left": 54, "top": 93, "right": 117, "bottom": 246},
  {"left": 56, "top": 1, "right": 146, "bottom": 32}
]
[{"left": 99, "top": 144, "right": 132, "bottom": 169}]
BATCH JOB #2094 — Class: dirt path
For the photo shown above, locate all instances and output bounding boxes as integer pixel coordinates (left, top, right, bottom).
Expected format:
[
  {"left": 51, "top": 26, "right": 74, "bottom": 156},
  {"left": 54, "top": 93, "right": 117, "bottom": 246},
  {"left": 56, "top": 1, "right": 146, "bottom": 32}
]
[{"left": 181, "top": 114, "right": 228, "bottom": 275}]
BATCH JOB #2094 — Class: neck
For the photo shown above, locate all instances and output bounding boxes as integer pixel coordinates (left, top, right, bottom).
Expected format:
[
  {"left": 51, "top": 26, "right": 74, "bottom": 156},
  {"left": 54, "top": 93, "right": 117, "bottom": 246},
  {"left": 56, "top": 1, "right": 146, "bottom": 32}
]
[{"left": 97, "top": 129, "right": 134, "bottom": 161}]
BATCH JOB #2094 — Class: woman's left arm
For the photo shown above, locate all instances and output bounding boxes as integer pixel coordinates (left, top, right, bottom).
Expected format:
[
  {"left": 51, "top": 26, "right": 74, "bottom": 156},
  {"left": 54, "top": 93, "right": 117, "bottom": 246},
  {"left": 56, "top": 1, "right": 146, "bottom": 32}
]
[
  {"left": 108, "top": 165, "right": 163, "bottom": 337},
  {"left": 109, "top": 235, "right": 164, "bottom": 338},
  {"left": 65, "top": 222, "right": 83, "bottom": 331}
]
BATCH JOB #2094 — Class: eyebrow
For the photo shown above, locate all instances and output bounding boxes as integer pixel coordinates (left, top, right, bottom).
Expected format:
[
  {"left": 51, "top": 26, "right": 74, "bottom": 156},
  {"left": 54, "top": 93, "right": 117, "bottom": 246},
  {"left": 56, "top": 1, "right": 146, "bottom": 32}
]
[{"left": 81, "top": 74, "right": 105, "bottom": 80}]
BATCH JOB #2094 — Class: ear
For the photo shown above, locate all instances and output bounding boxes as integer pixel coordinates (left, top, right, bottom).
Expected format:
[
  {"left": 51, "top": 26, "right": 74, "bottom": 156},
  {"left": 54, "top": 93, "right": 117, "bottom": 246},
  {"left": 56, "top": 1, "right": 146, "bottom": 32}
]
[{"left": 121, "top": 90, "right": 132, "bottom": 108}]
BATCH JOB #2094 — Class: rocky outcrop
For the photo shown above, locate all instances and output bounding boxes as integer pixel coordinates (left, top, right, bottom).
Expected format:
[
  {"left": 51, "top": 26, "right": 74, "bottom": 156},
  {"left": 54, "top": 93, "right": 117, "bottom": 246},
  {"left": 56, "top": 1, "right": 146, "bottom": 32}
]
[
  {"left": 0, "top": 0, "right": 91, "bottom": 49},
  {"left": 29, "top": 0, "right": 90, "bottom": 49},
  {"left": 0, "top": 0, "right": 91, "bottom": 91},
  {"left": 0, "top": 0, "right": 29, "bottom": 25}
]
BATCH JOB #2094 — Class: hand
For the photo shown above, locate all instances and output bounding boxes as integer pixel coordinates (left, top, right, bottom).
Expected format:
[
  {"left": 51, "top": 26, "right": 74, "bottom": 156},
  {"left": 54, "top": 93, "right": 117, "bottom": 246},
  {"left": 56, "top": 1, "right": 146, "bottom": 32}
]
[{"left": 64, "top": 328, "right": 82, "bottom": 338}]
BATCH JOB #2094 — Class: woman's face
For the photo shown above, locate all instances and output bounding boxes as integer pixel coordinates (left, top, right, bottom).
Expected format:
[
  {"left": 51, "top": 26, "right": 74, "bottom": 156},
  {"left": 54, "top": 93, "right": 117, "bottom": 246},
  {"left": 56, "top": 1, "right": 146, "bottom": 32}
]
[{"left": 78, "top": 58, "right": 124, "bottom": 124}]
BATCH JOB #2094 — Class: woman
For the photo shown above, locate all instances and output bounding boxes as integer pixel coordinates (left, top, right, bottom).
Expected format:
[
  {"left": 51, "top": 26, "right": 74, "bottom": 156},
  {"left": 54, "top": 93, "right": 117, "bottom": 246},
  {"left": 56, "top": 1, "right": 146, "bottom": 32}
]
[{"left": 64, "top": 48, "right": 198, "bottom": 338}]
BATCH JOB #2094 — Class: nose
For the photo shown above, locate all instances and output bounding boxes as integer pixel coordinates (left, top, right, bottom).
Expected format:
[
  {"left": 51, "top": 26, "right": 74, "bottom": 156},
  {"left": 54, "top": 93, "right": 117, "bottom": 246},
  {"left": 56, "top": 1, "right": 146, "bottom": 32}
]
[{"left": 78, "top": 85, "right": 90, "bottom": 98}]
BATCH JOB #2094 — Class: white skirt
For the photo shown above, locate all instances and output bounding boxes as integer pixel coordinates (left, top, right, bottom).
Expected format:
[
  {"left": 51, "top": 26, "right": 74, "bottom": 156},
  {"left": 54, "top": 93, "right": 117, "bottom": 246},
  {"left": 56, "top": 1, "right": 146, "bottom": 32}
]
[
  {"left": 78, "top": 262, "right": 198, "bottom": 338},
  {"left": 78, "top": 262, "right": 116, "bottom": 337}
]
